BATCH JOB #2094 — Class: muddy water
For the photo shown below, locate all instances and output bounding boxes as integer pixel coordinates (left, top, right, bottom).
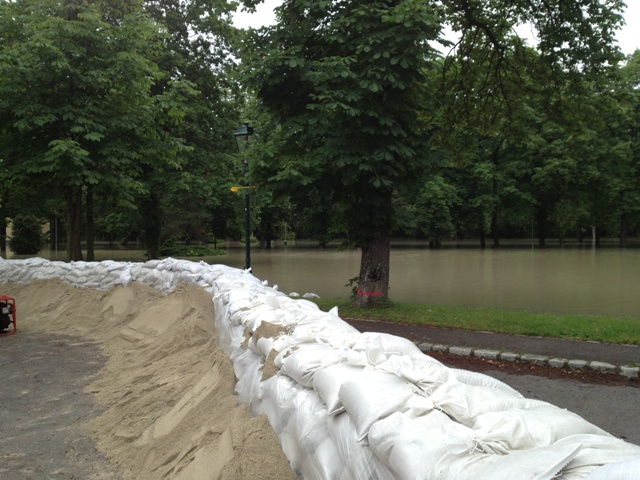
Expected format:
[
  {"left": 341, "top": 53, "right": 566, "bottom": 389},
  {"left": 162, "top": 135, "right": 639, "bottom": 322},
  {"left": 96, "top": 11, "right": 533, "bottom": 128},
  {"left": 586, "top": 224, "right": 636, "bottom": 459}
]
[
  {"left": 9, "top": 242, "right": 640, "bottom": 318},
  {"left": 222, "top": 244, "right": 640, "bottom": 319}
]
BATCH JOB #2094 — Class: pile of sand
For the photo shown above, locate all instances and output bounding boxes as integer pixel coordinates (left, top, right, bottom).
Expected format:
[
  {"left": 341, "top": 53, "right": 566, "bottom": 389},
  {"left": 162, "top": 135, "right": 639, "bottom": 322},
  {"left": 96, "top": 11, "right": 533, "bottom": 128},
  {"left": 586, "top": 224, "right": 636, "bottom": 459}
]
[{"left": 4, "top": 279, "right": 295, "bottom": 480}]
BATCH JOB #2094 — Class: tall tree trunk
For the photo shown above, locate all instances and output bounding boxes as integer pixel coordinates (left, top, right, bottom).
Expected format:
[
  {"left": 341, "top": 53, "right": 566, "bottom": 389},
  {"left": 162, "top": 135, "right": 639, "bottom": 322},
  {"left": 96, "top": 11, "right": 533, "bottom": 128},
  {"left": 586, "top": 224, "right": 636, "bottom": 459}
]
[
  {"left": 65, "top": 187, "right": 83, "bottom": 261},
  {"left": 491, "top": 206, "right": 500, "bottom": 248},
  {"left": 479, "top": 223, "right": 486, "bottom": 249},
  {"left": 620, "top": 212, "right": 629, "bottom": 247},
  {"left": 86, "top": 184, "right": 95, "bottom": 261},
  {"left": 490, "top": 144, "right": 502, "bottom": 248},
  {"left": 0, "top": 216, "right": 6, "bottom": 256},
  {"left": 140, "top": 192, "right": 162, "bottom": 259},
  {"left": 536, "top": 207, "right": 546, "bottom": 248},
  {"left": 355, "top": 232, "right": 390, "bottom": 307}
]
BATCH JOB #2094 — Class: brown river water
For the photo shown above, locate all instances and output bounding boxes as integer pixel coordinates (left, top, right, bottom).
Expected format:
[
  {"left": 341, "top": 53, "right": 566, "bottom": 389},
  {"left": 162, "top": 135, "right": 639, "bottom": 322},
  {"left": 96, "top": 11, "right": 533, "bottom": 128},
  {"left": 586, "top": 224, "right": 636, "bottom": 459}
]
[{"left": 7, "top": 240, "right": 640, "bottom": 319}]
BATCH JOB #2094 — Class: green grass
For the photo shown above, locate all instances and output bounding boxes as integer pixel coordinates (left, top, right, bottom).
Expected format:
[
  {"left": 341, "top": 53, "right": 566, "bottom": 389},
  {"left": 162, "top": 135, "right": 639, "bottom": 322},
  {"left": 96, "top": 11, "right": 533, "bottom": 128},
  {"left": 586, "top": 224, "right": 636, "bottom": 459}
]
[{"left": 311, "top": 298, "right": 640, "bottom": 346}]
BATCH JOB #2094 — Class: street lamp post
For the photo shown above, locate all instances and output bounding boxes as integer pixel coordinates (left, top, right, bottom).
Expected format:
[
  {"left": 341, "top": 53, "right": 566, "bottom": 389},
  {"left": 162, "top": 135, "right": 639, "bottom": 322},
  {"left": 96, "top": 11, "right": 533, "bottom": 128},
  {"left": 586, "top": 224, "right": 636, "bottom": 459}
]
[{"left": 234, "top": 122, "right": 254, "bottom": 271}]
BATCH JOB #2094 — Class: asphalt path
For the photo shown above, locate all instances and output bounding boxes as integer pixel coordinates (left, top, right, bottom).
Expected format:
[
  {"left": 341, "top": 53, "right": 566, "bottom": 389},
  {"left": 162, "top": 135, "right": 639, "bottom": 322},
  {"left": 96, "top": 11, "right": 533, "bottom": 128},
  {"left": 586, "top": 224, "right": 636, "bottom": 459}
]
[{"left": 0, "top": 331, "right": 117, "bottom": 479}]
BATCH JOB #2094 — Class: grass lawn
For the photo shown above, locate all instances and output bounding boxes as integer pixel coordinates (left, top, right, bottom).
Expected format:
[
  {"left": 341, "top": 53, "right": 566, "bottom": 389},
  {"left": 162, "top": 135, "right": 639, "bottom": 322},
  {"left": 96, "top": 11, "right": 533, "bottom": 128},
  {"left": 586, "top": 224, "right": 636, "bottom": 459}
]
[{"left": 311, "top": 298, "right": 640, "bottom": 346}]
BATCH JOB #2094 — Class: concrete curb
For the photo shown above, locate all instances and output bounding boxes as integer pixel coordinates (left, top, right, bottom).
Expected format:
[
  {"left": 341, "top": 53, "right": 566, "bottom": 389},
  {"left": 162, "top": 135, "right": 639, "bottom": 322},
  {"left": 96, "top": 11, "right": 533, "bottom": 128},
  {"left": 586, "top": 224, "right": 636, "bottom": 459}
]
[{"left": 417, "top": 342, "right": 640, "bottom": 380}]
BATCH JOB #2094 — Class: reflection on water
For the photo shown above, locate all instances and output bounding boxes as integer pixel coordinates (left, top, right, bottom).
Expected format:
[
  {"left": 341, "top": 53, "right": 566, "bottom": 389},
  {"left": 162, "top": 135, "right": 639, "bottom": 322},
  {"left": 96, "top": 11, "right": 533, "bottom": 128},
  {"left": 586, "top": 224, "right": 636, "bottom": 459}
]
[{"left": 6, "top": 242, "right": 640, "bottom": 319}]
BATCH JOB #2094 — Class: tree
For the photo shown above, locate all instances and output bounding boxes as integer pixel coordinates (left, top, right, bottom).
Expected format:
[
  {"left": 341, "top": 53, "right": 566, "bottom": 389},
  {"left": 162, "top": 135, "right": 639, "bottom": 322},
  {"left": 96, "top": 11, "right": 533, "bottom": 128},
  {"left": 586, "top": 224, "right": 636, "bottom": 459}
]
[
  {"left": 139, "top": 0, "right": 243, "bottom": 257},
  {"left": 8, "top": 214, "right": 45, "bottom": 255},
  {"left": 241, "top": 0, "right": 441, "bottom": 305},
  {"left": 240, "top": 0, "right": 625, "bottom": 305},
  {"left": 415, "top": 175, "right": 460, "bottom": 247},
  {"left": 0, "top": 0, "right": 183, "bottom": 261},
  {"left": 615, "top": 50, "right": 640, "bottom": 246}
]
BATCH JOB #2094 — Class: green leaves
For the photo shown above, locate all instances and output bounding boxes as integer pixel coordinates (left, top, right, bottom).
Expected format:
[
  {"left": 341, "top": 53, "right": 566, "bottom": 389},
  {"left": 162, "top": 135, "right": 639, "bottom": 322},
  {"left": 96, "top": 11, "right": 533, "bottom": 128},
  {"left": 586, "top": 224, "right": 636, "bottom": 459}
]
[{"left": 240, "top": 0, "right": 440, "bottom": 245}]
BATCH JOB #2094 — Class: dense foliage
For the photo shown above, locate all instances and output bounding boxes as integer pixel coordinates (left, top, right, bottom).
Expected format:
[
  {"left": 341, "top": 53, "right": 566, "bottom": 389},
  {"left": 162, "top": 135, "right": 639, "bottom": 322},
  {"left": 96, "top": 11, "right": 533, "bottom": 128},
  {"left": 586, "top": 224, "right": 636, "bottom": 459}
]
[
  {"left": 1, "top": 1, "right": 639, "bottom": 304},
  {"left": 239, "top": 0, "right": 631, "bottom": 304},
  {"left": 0, "top": 0, "right": 242, "bottom": 260},
  {"left": 8, "top": 214, "right": 45, "bottom": 254}
]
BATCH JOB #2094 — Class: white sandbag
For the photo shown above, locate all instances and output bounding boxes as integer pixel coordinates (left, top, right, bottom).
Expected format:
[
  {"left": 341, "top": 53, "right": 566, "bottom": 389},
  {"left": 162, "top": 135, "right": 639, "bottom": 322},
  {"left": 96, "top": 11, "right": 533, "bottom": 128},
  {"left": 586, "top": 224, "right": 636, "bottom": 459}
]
[
  {"left": 299, "top": 436, "right": 345, "bottom": 480},
  {"left": 555, "top": 434, "right": 640, "bottom": 477},
  {"left": 313, "top": 363, "right": 366, "bottom": 415},
  {"left": 288, "top": 387, "right": 345, "bottom": 480},
  {"left": 280, "top": 298, "right": 321, "bottom": 314},
  {"left": 257, "top": 376, "right": 344, "bottom": 479},
  {"left": 212, "top": 295, "right": 233, "bottom": 351},
  {"left": 352, "top": 331, "right": 430, "bottom": 364},
  {"left": 263, "top": 290, "right": 293, "bottom": 308},
  {"left": 51, "top": 260, "right": 73, "bottom": 271},
  {"left": 289, "top": 385, "right": 331, "bottom": 454},
  {"left": 583, "top": 455, "right": 640, "bottom": 480},
  {"left": 119, "top": 266, "right": 133, "bottom": 286},
  {"left": 373, "top": 354, "right": 452, "bottom": 395},
  {"left": 291, "top": 312, "right": 361, "bottom": 348},
  {"left": 224, "top": 289, "right": 256, "bottom": 317},
  {"left": 66, "top": 273, "right": 87, "bottom": 284},
  {"left": 251, "top": 334, "right": 287, "bottom": 358},
  {"left": 99, "top": 273, "right": 122, "bottom": 289},
  {"left": 368, "top": 410, "right": 455, "bottom": 479},
  {"left": 278, "top": 343, "right": 345, "bottom": 388},
  {"left": 230, "top": 348, "right": 264, "bottom": 405},
  {"left": 471, "top": 406, "right": 611, "bottom": 453},
  {"left": 449, "top": 368, "right": 523, "bottom": 396},
  {"left": 20, "top": 257, "right": 47, "bottom": 268},
  {"left": 239, "top": 303, "right": 282, "bottom": 332},
  {"left": 175, "top": 259, "right": 205, "bottom": 274},
  {"left": 253, "top": 375, "right": 299, "bottom": 434},
  {"left": 327, "top": 412, "right": 396, "bottom": 480},
  {"left": 177, "top": 269, "right": 202, "bottom": 285},
  {"left": 430, "top": 380, "right": 543, "bottom": 426},
  {"left": 339, "top": 369, "right": 433, "bottom": 441},
  {"left": 433, "top": 442, "right": 582, "bottom": 480}
]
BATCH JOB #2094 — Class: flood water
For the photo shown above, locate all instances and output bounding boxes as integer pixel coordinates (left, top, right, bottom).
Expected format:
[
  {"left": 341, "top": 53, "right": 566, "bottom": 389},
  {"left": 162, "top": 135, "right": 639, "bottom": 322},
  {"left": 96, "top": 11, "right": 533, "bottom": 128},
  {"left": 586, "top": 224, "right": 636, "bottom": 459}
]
[
  {"left": 222, "top": 243, "right": 640, "bottom": 320},
  {"left": 8, "top": 241, "right": 640, "bottom": 319}
]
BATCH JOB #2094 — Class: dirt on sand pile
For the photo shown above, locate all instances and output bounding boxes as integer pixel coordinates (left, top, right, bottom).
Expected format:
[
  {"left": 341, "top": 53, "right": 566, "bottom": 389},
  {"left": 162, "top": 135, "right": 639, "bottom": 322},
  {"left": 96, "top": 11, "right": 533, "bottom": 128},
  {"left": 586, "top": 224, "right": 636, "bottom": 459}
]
[{"left": 2, "top": 279, "right": 295, "bottom": 480}]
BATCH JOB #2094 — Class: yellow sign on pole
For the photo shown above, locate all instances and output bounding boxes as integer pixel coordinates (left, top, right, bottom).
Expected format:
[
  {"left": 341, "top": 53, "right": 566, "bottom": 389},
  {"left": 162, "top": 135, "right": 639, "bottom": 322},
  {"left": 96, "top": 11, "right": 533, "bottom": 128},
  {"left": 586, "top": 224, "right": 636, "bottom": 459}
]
[{"left": 230, "top": 186, "right": 256, "bottom": 192}]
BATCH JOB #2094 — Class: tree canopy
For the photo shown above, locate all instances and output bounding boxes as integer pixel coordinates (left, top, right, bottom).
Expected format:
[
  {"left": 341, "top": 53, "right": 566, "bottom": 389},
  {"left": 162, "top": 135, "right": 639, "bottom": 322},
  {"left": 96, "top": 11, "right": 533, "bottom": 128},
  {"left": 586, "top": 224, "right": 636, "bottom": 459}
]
[
  {"left": 239, "top": 0, "right": 627, "bottom": 305},
  {"left": 1, "top": 0, "right": 638, "bottom": 307},
  {"left": 0, "top": 0, "right": 241, "bottom": 260}
]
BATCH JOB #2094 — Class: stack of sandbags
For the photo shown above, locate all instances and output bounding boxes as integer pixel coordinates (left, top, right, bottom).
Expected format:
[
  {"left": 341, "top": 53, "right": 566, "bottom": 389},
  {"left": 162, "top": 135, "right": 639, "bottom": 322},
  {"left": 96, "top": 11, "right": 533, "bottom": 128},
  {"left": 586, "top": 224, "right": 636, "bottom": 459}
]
[{"left": 2, "top": 256, "right": 640, "bottom": 479}]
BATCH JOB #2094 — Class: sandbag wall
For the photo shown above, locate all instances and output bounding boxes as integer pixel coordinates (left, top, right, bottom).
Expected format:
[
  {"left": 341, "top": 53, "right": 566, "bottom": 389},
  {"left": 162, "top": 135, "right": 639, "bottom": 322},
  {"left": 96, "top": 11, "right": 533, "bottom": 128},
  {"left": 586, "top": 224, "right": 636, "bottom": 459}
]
[{"left": 1, "top": 257, "right": 639, "bottom": 480}]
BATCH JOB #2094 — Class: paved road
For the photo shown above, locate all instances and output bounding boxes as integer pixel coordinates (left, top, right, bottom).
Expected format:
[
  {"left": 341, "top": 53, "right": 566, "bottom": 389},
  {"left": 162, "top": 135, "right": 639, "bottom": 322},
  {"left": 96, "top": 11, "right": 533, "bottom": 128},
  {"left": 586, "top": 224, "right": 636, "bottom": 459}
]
[
  {"left": 0, "top": 331, "right": 117, "bottom": 479},
  {"left": 344, "top": 319, "right": 640, "bottom": 367}
]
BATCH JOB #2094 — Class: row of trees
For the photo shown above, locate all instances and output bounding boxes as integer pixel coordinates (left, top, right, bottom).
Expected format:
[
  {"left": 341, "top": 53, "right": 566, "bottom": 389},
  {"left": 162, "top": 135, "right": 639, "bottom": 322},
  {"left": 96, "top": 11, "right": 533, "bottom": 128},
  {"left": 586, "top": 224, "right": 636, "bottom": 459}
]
[
  {"left": 240, "top": 0, "right": 638, "bottom": 304},
  {"left": 1, "top": 0, "right": 639, "bottom": 305},
  {"left": 0, "top": 0, "right": 246, "bottom": 260}
]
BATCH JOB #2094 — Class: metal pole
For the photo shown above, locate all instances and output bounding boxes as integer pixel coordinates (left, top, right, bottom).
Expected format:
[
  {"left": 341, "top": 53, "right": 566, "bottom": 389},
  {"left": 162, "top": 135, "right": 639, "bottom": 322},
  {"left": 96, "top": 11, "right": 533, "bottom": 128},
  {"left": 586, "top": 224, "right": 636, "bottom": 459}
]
[{"left": 244, "top": 158, "right": 251, "bottom": 271}]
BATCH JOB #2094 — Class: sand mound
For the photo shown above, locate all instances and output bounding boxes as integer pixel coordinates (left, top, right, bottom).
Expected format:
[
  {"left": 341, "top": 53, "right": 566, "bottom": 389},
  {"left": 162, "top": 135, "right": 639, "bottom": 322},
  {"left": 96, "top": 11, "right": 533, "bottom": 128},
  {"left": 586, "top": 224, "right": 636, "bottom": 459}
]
[{"left": 2, "top": 279, "right": 295, "bottom": 480}]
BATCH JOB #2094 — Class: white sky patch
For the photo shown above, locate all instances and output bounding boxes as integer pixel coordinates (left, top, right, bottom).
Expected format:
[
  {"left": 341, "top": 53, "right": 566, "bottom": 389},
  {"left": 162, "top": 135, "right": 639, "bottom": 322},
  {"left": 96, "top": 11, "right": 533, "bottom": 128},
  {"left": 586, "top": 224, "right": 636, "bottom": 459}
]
[
  {"left": 232, "top": 0, "right": 639, "bottom": 55},
  {"left": 232, "top": 0, "right": 278, "bottom": 29}
]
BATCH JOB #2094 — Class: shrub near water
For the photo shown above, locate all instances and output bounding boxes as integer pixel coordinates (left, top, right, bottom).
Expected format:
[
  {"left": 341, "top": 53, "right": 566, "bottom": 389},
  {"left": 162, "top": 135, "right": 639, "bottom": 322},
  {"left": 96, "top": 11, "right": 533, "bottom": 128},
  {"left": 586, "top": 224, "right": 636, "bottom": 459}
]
[
  {"left": 8, "top": 214, "right": 45, "bottom": 254},
  {"left": 313, "top": 298, "right": 640, "bottom": 346},
  {"left": 159, "top": 243, "right": 225, "bottom": 258}
]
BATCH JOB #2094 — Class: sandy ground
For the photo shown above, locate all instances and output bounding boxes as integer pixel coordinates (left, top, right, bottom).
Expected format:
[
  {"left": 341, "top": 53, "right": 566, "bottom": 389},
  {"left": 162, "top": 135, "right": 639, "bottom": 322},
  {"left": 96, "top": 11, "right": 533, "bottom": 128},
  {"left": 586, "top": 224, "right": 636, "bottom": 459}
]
[{"left": 0, "top": 279, "right": 296, "bottom": 480}]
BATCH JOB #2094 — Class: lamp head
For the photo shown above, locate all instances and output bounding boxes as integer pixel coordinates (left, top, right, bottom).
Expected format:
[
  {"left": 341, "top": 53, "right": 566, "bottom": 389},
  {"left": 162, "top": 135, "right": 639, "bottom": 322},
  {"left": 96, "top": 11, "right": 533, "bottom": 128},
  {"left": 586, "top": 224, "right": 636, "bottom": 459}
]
[{"left": 234, "top": 122, "right": 254, "bottom": 152}]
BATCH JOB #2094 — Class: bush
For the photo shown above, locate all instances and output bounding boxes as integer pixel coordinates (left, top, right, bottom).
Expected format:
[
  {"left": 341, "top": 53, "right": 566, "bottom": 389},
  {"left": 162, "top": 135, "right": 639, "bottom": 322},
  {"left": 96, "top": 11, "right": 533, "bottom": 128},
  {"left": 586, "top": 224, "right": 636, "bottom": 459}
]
[
  {"left": 9, "top": 214, "right": 45, "bottom": 254},
  {"left": 159, "top": 241, "right": 225, "bottom": 258}
]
